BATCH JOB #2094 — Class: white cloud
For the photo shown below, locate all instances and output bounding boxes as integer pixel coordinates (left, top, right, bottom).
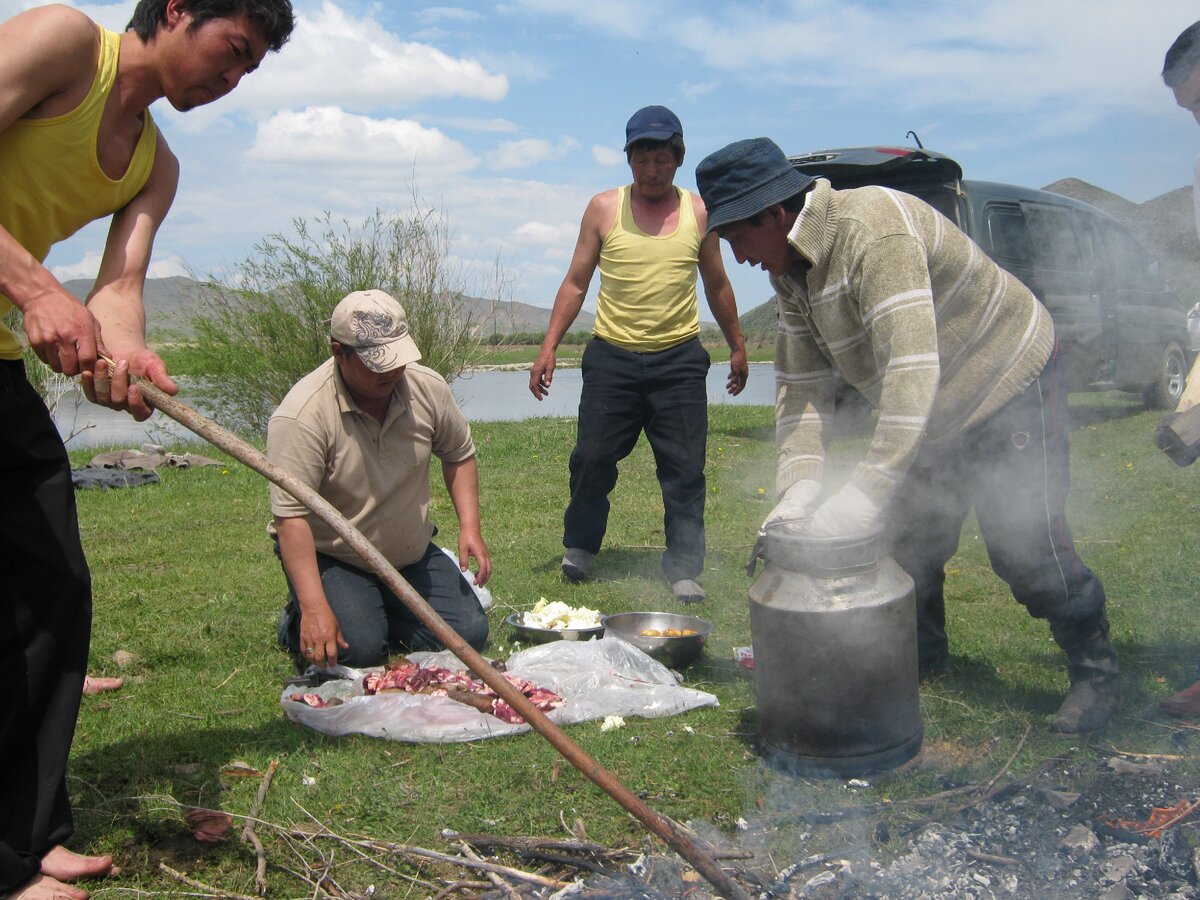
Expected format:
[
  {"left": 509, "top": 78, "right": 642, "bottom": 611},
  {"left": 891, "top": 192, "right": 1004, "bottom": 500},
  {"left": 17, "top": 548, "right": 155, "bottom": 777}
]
[
  {"left": 512, "top": 221, "right": 576, "bottom": 246},
  {"left": 591, "top": 145, "right": 625, "bottom": 167},
  {"left": 247, "top": 106, "right": 478, "bottom": 174},
  {"left": 202, "top": 1, "right": 509, "bottom": 118},
  {"left": 50, "top": 251, "right": 105, "bottom": 283},
  {"left": 488, "top": 136, "right": 579, "bottom": 171}
]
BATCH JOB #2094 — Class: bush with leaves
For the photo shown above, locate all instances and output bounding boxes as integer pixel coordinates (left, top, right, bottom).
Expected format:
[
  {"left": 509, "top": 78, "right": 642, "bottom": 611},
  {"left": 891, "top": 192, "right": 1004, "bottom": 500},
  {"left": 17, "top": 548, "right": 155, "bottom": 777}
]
[{"left": 177, "top": 206, "right": 508, "bottom": 434}]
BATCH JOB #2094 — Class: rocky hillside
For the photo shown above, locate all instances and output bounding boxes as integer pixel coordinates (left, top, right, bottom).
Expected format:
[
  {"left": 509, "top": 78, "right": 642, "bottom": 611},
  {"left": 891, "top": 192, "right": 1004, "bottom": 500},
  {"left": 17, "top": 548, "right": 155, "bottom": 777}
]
[{"left": 59, "top": 278, "right": 594, "bottom": 341}]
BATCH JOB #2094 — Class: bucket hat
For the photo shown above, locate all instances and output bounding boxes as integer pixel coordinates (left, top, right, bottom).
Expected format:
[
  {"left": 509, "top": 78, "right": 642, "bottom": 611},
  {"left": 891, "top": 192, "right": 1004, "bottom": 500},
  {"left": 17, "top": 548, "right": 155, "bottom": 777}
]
[{"left": 695, "top": 137, "right": 815, "bottom": 234}]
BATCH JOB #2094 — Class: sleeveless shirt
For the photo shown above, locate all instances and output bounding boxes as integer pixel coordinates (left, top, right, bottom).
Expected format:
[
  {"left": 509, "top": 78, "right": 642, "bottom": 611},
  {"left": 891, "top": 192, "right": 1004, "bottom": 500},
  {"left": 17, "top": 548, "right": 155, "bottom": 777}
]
[
  {"left": 0, "top": 26, "right": 159, "bottom": 359},
  {"left": 593, "top": 185, "right": 702, "bottom": 352}
]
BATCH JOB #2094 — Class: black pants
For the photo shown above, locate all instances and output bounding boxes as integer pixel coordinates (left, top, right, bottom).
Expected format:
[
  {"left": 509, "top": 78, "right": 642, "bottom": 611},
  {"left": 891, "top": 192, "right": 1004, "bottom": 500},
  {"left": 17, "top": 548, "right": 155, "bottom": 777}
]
[
  {"left": 563, "top": 337, "right": 710, "bottom": 583},
  {"left": 0, "top": 360, "right": 91, "bottom": 893},
  {"left": 889, "top": 344, "right": 1109, "bottom": 667}
]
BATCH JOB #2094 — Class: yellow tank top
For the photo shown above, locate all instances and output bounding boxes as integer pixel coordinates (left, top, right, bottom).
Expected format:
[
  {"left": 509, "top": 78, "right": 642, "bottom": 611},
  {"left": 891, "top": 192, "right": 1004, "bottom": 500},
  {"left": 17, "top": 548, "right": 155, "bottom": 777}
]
[
  {"left": 593, "top": 185, "right": 701, "bottom": 352},
  {"left": 0, "top": 26, "right": 158, "bottom": 359}
]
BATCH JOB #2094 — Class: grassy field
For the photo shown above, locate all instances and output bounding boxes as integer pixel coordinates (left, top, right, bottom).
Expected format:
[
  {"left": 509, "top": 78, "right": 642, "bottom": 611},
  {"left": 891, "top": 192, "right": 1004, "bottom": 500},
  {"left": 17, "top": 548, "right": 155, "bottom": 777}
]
[{"left": 65, "top": 395, "right": 1200, "bottom": 897}]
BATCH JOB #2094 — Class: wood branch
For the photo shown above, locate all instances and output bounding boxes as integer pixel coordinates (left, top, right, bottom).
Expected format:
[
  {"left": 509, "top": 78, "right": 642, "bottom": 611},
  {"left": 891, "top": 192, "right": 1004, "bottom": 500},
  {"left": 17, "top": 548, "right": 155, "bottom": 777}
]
[
  {"left": 459, "top": 841, "right": 523, "bottom": 900},
  {"left": 963, "top": 848, "right": 1021, "bottom": 867},
  {"left": 449, "top": 831, "right": 628, "bottom": 859},
  {"left": 239, "top": 758, "right": 278, "bottom": 895},
  {"left": 431, "top": 882, "right": 492, "bottom": 900},
  {"left": 368, "top": 839, "right": 566, "bottom": 890},
  {"left": 135, "top": 379, "right": 751, "bottom": 900},
  {"left": 158, "top": 862, "right": 261, "bottom": 900}
]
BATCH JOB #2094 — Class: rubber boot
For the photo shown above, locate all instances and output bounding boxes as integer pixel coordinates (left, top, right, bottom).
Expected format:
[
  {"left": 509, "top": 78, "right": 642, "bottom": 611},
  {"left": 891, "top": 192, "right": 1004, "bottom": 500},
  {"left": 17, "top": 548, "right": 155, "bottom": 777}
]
[{"left": 1049, "top": 616, "right": 1121, "bottom": 733}]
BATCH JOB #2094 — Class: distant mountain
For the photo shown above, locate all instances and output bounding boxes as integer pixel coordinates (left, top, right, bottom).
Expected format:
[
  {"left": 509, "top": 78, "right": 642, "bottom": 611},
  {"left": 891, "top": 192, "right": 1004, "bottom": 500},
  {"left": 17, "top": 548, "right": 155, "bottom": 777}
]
[
  {"left": 59, "top": 278, "right": 595, "bottom": 341},
  {"left": 62, "top": 275, "right": 212, "bottom": 339}
]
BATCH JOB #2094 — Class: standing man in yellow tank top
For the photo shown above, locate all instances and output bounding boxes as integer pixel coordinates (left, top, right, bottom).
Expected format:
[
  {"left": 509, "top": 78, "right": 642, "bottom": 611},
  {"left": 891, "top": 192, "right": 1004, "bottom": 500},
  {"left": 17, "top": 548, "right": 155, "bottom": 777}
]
[
  {"left": 529, "top": 106, "right": 748, "bottom": 604},
  {"left": 0, "top": 3, "right": 294, "bottom": 898}
]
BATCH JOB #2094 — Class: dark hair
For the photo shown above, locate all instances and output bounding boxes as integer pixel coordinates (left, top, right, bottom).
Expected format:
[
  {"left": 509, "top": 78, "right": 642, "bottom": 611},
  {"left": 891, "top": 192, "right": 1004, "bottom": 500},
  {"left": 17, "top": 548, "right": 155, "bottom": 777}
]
[
  {"left": 1164, "top": 21, "right": 1200, "bottom": 87},
  {"left": 626, "top": 134, "right": 686, "bottom": 165},
  {"left": 127, "top": 0, "right": 295, "bottom": 52}
]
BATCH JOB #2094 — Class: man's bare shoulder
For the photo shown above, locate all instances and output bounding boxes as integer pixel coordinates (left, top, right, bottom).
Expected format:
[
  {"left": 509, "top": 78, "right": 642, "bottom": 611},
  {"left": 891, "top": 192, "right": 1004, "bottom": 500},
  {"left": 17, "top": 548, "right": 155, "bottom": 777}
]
[
  {"left": 690, "top": 191, "right": 710, "bottom": 232},
  {"left": 580, "top": 188, "right": 620, "bottom": 234},
  {"left": 0, "top": 4, "right": 101, "bottom": 113}
]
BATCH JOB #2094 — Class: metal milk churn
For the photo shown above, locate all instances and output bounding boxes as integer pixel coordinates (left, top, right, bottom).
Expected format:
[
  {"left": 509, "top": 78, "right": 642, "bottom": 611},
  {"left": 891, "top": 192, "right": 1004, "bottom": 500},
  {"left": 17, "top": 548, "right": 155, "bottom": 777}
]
[{"left": 747, "top": 524, "right": 923, "bottom": 777}]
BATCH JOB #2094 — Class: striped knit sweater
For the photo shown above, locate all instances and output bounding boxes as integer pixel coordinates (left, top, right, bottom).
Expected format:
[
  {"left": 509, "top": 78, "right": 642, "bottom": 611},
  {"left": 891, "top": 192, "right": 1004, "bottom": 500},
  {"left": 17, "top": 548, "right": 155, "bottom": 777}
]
[{"left": 770, "top": 179, "right": 1055, "bottom": 504}]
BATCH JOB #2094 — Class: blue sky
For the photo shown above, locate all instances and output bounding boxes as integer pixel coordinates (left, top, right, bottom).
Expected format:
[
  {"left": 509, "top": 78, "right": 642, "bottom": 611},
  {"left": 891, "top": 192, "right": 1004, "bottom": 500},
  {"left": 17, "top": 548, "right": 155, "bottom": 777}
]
[{"left": 8, "top": 0, "right": 1200, "bottom": 318}]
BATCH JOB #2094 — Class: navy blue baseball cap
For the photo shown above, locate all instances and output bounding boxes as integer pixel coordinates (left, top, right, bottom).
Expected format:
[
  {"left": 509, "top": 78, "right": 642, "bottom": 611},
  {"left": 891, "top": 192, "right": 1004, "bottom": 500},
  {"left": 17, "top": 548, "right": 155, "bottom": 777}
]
[
  {"left": 624, "top": 105, "right": 683, "bottom": 150},
  {"left": 695, "top": 137, "right": 815, "bottom": 234}
]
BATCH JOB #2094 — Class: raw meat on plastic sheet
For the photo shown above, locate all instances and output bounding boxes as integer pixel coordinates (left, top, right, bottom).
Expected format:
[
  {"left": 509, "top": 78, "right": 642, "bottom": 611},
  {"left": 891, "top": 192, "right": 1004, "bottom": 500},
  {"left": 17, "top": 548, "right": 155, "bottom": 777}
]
[{"left": 280, "top": 636, "right": 718, "bottom": 742}]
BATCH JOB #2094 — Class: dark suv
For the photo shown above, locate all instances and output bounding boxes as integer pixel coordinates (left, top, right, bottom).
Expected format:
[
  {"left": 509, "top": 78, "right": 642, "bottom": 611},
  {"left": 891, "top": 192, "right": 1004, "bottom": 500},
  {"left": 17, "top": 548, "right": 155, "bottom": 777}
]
[{"left": 790, "top": 146, "right": 1193, "bottom": 408}]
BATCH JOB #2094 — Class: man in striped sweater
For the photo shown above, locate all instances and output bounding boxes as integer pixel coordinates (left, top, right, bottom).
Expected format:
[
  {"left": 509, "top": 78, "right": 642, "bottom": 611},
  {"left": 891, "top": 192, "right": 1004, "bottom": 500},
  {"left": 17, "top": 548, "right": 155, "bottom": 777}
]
[{"left": 696, "top": 137, "right": 1119, "bottom": 733}]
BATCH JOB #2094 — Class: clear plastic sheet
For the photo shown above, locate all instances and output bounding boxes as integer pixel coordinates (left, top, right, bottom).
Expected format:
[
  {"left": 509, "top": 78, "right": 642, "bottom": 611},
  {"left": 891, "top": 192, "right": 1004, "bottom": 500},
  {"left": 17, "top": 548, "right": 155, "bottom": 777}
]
[{"left": 280, "top": 636, "right": 718, "bottom": 742}]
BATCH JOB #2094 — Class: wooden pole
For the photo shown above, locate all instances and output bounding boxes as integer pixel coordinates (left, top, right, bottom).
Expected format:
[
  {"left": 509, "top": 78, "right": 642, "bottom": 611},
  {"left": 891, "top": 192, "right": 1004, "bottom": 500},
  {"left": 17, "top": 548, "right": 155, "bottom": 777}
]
[{"left": 136, "top": 382, "right": 749, "bottom": 900}]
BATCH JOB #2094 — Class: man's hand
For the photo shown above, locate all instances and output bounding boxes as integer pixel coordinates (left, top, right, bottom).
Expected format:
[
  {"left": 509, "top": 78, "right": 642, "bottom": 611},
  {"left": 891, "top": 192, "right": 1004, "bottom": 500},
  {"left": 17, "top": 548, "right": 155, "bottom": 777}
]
[
  {"left": 529, "top": 348, "right": 556, "bottom": 400},
  {"left": 802, "top": 482, "right": 883, "bottom": 539},
  {"left": 726, "top": 346, "right": 749, "bottom": 396},
  {"left": 458, "top": 528, "right": 492, "bottom": 586},
  {"left": 81, "top": 349, "right": 178, "bottom": 421},
  {"left": 21, "top": 289, "right": 101, "bottom": 377},
  {"left": 297, "top": 602, "right": 349, "bottom": 669},
  {"left": 762, "top": 479, "right": 821, "bottom": 530}
]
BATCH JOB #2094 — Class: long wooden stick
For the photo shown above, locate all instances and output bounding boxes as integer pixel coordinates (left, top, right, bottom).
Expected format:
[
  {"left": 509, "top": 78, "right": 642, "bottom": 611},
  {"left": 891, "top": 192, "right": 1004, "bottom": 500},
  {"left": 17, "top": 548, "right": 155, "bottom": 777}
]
[{"left": 137, "top": 381, "right": 749, "bottom": 900}]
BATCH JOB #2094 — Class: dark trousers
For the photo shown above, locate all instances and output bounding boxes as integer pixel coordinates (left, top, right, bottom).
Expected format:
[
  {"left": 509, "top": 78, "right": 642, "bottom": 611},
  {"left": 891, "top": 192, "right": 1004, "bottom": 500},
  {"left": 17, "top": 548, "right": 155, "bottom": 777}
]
[
  {"left": 0, "top": 360, "right": 91, "bottom": 893},
  {"left": 889, "top": 344, "right": 1109, "bottom": 667},
  {"left": 277, "top": 542, "right": 488, "bottom": 669},
  {"left": 563, "top": 337, "right": 710, "bottom": 583}
]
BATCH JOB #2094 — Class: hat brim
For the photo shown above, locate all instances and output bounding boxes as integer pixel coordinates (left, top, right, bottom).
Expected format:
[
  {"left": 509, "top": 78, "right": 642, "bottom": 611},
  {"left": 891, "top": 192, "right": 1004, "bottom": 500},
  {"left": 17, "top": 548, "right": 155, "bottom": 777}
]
[
  {"left": 704, "top": 169, "right": 815, "bottom": 234},
  {"left": 355, "top": 335, "right": 422, "bottom": 373},
  {"left": 623, "top": 129, "right": 679, "bottom": 150}
]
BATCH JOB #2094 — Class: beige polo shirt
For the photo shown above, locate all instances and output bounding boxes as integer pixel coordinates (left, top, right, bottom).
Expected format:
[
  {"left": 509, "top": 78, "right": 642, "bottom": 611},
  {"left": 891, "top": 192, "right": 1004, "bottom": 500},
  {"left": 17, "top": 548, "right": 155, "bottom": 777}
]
[{"left": 266, "top": 358, "right": 476, "bottom": 569}]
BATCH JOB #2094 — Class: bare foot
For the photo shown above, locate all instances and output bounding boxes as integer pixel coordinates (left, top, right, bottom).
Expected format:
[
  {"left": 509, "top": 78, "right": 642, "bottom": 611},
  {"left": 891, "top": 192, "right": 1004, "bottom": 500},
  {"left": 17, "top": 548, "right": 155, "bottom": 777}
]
[
  {"left": 39, "top": 846, "right": 116, "bottom": 882},
  {"left": 9, "top": 872, "right": 90, "bottom": 899},
  {"left": 81, "top": 676, "right": 123, "bottom": 695}
]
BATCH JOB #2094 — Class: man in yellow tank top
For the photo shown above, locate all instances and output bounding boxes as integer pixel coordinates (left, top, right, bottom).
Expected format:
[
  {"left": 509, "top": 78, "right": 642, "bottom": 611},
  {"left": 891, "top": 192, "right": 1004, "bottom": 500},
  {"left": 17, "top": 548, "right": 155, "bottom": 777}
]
[
  {"left": 0, "top": 3, "right": 294, "bottom": 898},
  {"left": 529, "top": 106, "right": 748, "bottom": 603}
]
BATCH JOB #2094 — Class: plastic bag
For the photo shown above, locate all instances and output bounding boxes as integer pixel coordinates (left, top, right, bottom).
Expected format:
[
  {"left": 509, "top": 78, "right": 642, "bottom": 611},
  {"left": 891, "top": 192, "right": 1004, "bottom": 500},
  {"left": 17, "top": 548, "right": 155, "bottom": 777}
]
[
  {"left": 439, "top": 546, "right": 492, "bottom": 609},
  {"left": 280, "top": 636, "right": 718, "bottom": 743}
]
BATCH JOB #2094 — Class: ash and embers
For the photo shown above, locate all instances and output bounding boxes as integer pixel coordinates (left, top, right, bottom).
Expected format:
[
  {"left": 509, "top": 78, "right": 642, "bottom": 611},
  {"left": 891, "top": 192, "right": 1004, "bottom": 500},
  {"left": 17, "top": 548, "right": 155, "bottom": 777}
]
[{"left": 553, "top": 746, "right": 1199, "bottom": 899}]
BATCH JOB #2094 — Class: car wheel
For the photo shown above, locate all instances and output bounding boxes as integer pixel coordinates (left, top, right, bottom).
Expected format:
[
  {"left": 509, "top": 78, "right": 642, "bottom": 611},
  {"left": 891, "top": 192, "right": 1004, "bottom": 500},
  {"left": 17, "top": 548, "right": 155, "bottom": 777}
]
[{"left": 1143, "top": 341, "right": 1188, "bottom": 410}]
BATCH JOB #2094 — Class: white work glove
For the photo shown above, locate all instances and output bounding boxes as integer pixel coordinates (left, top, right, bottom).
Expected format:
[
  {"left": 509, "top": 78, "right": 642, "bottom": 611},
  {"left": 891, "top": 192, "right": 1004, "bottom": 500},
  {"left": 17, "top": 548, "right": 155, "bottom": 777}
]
[
  {"left": 802, "top": 482, "right": 882, "bottom": 539},
  {"left": 762, "top": 480, "right": 822, "bottom": 530}
]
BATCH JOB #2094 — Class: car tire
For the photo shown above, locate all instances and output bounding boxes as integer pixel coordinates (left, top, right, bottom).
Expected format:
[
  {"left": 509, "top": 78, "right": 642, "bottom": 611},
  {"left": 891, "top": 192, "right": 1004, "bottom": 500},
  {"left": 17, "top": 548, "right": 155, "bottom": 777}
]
[{"left": 1143, "top": 341, "right": 1188, "bottom": 410}]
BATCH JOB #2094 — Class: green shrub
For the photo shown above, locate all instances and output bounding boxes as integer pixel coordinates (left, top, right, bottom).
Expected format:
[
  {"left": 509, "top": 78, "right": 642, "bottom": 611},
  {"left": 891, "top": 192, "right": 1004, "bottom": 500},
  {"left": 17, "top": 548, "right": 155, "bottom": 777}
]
[{"left": 177, "top": 206, "right": 507, "bottom": 434}]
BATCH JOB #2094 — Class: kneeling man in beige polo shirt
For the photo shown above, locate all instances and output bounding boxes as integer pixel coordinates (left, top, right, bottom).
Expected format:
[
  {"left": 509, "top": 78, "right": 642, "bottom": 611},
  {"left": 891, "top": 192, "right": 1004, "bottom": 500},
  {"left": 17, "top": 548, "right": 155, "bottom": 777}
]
[{"left": 267, "top": 290, "right": 490, "bottom": 669}]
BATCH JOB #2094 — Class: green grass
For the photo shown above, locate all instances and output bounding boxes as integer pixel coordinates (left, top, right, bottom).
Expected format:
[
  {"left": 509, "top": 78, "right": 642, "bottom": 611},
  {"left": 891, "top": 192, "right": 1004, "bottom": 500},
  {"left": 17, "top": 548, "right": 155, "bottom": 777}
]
[
  {"left": 470, "top": 338, "right": 775, "bottom": 369},
  {"left": 65, "top": 395, "right": 1200, "bottom": 896}
]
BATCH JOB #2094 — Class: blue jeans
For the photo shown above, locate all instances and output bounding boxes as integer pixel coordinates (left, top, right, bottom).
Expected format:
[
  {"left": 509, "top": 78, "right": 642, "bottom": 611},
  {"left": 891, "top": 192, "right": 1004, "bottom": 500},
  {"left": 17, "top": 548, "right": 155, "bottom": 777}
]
[
  {"left": 889, "top": 343, "right": 1110, "bottom": 668},
  {"left": 0, "top": 361, "right": 91, "bottom": 893},
  {"left": 276, "top": 542, "right": 488, "bottom": 668},
  {"left": 563, "top": 337, "right": 710, "bottom": 583}
]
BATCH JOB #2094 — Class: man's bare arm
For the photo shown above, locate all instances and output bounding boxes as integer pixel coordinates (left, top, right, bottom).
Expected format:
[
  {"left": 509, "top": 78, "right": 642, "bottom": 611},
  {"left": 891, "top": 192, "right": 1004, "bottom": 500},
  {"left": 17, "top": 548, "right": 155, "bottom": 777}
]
[
  {"left": 82, "top": 132, "right": 181, "bottom": 419},
  {"left": 695, "top": 197, "right": 748, "bottom": 396},
  {"left": 0, "top": 7, "right": 107, "bottom": 377},
  {"left": 442, "top": 455, "right": 491, "bottom": 585},
  {"left": 529, "top": 191, "right": 615, "bottom": 399}
]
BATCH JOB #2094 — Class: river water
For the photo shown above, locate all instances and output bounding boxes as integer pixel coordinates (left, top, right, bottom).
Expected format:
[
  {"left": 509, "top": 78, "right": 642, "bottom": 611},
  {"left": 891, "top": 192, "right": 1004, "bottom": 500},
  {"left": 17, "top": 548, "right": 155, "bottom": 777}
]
[{"left": 52, "top": 364, "right": 777, "bottom": 448}]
